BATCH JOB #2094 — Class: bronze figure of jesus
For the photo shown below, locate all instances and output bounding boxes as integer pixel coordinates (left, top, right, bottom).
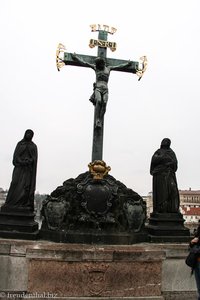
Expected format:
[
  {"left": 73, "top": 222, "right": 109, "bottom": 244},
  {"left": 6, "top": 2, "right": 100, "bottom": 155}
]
[{"left": 72, "top": 54, "right": 131, "bottom": 128}]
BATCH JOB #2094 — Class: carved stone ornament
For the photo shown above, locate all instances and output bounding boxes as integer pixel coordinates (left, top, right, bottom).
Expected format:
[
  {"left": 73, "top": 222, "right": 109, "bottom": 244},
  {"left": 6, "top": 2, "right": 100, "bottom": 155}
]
[
  {"left": 41, "top": 168, "right": 147, "bottom": 234},
  {"left": 88, "top": 160, "right": 111, "bottom": 180},
  {"left": 43, "top": 196, "right": 69, "bottom": 230},
  {"left": 84, "top": 263, "right": 109, "bottom": 296},
  {"left": 77, "top": 173, "right": 117, "bottom": 217},
  {"left": 123, "top": 198, "right": 146, "bottom": 232}
]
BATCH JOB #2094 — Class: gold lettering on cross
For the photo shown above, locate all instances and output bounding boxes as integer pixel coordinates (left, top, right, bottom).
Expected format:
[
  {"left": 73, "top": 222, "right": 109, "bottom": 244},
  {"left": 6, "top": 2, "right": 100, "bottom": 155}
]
[
  {"left": 90, "top": 24, "right": 117, "bottom": 35},
  {"left": 89, "top": 39, "right": 117, "bottom": 51}
]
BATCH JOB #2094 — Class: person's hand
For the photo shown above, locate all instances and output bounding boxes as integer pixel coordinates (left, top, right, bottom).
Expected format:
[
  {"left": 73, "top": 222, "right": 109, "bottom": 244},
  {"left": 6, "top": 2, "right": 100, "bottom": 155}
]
[{"left": 191, "top": 237, "right": 199, "bottom": 244}]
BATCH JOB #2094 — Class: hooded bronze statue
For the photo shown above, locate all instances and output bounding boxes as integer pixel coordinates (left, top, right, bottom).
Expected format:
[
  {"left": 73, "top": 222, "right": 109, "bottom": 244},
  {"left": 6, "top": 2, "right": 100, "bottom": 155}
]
[
  {"left": 4, "top": 129, "right": 38, "bottom": 211},
  {"left": 150, "top": 138, "right": 180, "bottom": 213}
]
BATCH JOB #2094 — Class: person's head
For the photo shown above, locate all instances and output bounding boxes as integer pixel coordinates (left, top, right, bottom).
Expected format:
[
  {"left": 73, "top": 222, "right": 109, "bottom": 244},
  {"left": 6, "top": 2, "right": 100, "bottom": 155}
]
[
  {"left": 24, "top": 129, "right": 34, "bottom": 141},
  {"left": 161, "top": 138, "right": 171, "bottom": 149},
  {"left": 95, "top": 57, "right": 105, "bottom": 70}
]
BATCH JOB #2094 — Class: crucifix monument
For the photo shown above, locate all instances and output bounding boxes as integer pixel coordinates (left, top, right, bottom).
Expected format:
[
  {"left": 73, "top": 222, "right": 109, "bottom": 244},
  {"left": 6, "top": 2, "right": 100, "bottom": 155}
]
[
  {"left": 56, "top": 24, "right": 147, "bottom": 161},
  {"left": 41, "top": 25, "right": 148, "bottom": 244}
]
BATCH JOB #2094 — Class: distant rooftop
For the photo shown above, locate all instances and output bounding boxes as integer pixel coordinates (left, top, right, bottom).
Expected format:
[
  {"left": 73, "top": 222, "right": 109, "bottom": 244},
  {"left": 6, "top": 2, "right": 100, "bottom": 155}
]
[
  {"left": 179, "top": 188, "right": 200, "bottom": 195},
  {"left": 181, "top": 206, "right": 200, "bottom": 216}
]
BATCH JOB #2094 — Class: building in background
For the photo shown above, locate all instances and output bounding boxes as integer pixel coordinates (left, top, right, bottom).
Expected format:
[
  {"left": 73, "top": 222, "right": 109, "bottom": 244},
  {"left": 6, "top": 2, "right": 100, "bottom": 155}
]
[
  {"left": 143, "top": 192, "right": 153, "bottom": 218},
  {"left": 0, "top": 188, "right": 7, "bottom": 207},
  {"left": 179, "top": 188, "right": 200, "bottom": 231}
]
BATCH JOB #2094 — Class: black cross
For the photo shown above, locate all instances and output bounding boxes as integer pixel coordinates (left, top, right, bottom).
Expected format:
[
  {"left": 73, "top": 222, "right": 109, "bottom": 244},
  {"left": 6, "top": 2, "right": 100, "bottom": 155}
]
[{"left": 56, "top": 26, "right": 145, "bottom": 162}]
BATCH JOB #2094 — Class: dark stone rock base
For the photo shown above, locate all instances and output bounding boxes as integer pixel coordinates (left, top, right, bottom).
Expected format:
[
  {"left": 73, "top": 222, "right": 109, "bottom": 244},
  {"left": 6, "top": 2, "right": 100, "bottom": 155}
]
[
  {"left": 0, "top": 208, "right": 39, "bottom": 240},
  {"left": 147, "top": 212, "right": 190, "bottom": 242},
  {"left": 40, "top": 171, "right": 148, "bottom": 244}
]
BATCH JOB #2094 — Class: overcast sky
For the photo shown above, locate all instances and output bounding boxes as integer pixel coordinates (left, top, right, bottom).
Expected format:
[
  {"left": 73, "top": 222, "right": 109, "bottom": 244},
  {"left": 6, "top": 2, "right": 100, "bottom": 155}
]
[{"left": 0, "top": 0, "right": 200, "bottom": 196}]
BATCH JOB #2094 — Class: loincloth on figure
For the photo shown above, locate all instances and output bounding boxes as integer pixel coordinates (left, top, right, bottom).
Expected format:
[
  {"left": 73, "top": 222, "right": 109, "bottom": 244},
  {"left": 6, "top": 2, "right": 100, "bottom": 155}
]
[{"left": 89, "top": 85, "right": 108, "bottom": 105}]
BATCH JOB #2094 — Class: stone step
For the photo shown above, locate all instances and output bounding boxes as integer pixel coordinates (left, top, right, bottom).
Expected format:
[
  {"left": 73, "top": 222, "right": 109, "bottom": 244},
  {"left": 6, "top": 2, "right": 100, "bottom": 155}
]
[
  {"left": 1, "top": 296, "right": 164, "bottom": 300},
  {"left": 45, "top": 297, "right": 164, "bottom": 300},
  {"left": 42, "top": 297, "right": 164, "bottom": 300}
]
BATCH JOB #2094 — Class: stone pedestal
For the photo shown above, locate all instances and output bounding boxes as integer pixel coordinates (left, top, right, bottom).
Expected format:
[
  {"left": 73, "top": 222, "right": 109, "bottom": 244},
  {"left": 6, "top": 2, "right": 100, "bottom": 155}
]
[
  {"left": 0, "top": 205, "right": 39, "bottom": 240},
  {"left": 27, "top": 244, "right": 165, "bottom": 298},
  {"left": 0, "top": 239, "right": 197, "bottom": 299},
  {"left": 147, "top": 212, "right": 190, "bottom": 242}
]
